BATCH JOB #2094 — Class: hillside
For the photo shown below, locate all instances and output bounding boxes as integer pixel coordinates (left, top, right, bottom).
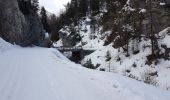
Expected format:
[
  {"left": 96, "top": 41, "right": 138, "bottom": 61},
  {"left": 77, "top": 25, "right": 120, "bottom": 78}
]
[
  {"left": 53, "top": 0, "right": 170, "bottom": 90},
  {"left": 82, "top": 27, "right": 170, "bottom": 90}
]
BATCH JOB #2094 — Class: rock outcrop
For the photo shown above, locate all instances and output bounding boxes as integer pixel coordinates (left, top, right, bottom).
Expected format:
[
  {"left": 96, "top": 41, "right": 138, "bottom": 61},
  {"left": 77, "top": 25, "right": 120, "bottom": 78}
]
[{"left": 0, "top": 0, "right": 48, "bottom": 47}]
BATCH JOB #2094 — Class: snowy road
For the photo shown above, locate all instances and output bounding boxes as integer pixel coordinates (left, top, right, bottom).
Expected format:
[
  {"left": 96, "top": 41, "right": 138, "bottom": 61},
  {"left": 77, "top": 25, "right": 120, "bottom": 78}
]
[{"left": 0, "top": 47, "right": 170, "bottom": 100}]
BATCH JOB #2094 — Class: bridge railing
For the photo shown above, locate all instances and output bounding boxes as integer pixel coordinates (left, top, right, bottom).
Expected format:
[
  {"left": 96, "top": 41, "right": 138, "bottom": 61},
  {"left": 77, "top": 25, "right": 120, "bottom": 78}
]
[{"left": 56, "top": 46, "right": 83, "bottom": 51}]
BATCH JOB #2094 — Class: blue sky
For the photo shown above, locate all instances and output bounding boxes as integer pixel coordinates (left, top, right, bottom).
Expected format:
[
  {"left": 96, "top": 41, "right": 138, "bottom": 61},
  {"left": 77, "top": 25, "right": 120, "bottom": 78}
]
[{"left": 39, "top": 0, "right": 71, "bottom": 15}]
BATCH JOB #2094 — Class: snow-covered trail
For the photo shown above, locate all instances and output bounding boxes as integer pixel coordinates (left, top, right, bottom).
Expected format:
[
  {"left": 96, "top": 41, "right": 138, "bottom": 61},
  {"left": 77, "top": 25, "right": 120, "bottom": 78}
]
[{"left": 0, "top": 47, "right": 170, "bottom": 100}]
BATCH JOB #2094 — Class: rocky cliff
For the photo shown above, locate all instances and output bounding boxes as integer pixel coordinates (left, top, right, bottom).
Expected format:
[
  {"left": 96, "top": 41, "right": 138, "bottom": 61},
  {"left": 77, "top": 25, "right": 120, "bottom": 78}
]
[{"left": 0, "top": 0, "right": 47, "bottom": 46}]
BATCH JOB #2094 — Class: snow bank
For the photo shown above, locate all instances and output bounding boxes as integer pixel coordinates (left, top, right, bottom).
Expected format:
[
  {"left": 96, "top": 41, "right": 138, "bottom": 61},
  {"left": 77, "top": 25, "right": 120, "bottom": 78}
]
[
  {"left": 158, "top": 27, "right": 170, "bottom": 48},
  {"left": 0, "top": 38, "right": 13, "bottom": 53}
]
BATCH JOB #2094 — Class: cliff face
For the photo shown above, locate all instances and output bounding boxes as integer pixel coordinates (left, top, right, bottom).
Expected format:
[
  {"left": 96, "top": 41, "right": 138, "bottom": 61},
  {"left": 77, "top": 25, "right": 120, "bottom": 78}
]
[{"left": 0, "top": 0, "right": 46, "bottom": 46}]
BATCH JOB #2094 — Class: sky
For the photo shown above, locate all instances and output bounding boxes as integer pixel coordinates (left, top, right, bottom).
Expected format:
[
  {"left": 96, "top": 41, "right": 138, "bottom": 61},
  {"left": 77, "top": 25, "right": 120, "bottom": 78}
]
[{"left": 39, "top": 0, "right": 71, "bottom": 15}]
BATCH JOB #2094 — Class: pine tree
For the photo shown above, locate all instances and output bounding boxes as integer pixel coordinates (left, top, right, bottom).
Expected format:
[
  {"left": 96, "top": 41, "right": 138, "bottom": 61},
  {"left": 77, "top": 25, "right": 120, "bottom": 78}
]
[
  {"left": 83, "top": 59, "right": 95, "bottom": 69},
  {"left": 105, "top": 50, "right": 111, "bottom": 61},
  {"left": 40, "top": 7, "right": 50, "bottom": 33},
  {"left": 18, "top": 0, "right": 39, "bottom": 14},
  {"left": 79, "top": 0, "right": 88, "bottom": 16},
  {"left": 31, "top": 0, "right": 39, "bottom": 13},
  {"left": 18, "top": 0, "right": 32, "bottom": 15},
  {"left": 131, "top": 9, "right": 144, "bottom": 54},
  {"left": 146, "top": 0, "right": 159, "bottom": 56},
  {"left": 90, "top": 0, "right": 100, "bottom": 14}
]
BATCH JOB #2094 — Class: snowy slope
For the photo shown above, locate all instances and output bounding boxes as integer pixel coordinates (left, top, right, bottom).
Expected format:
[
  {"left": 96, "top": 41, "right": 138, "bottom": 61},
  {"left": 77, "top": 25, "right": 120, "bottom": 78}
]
[
  {"left": 52, "top": 4, "right": 170, "bottom": 90},
  {"left": 0, "top": 39, "right": 170, "bottom": 100},
  {"left": 52, "top": 0, "right": 170, "bottom": 92},
  {"left": 82, "top": 28, "right": 170, "bottom": 90}
]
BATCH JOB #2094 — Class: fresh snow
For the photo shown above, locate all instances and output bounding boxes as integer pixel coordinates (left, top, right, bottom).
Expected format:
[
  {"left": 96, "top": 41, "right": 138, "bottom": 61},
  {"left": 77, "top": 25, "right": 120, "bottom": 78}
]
[{"left": 0, "top": 38, "right": 170, "bottom": 100}]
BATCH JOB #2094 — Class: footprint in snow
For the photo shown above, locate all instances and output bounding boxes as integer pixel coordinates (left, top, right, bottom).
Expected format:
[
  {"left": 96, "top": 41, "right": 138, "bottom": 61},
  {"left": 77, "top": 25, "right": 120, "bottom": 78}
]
[
  {"left": 113, "top": 84, "right": 118, "bottom": 88},
  {"left": 90, "top": 77, "right": 95, "bottom": 80},
  {"left": 112, "top": 84, "right": 122, "bottom": 92}
]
